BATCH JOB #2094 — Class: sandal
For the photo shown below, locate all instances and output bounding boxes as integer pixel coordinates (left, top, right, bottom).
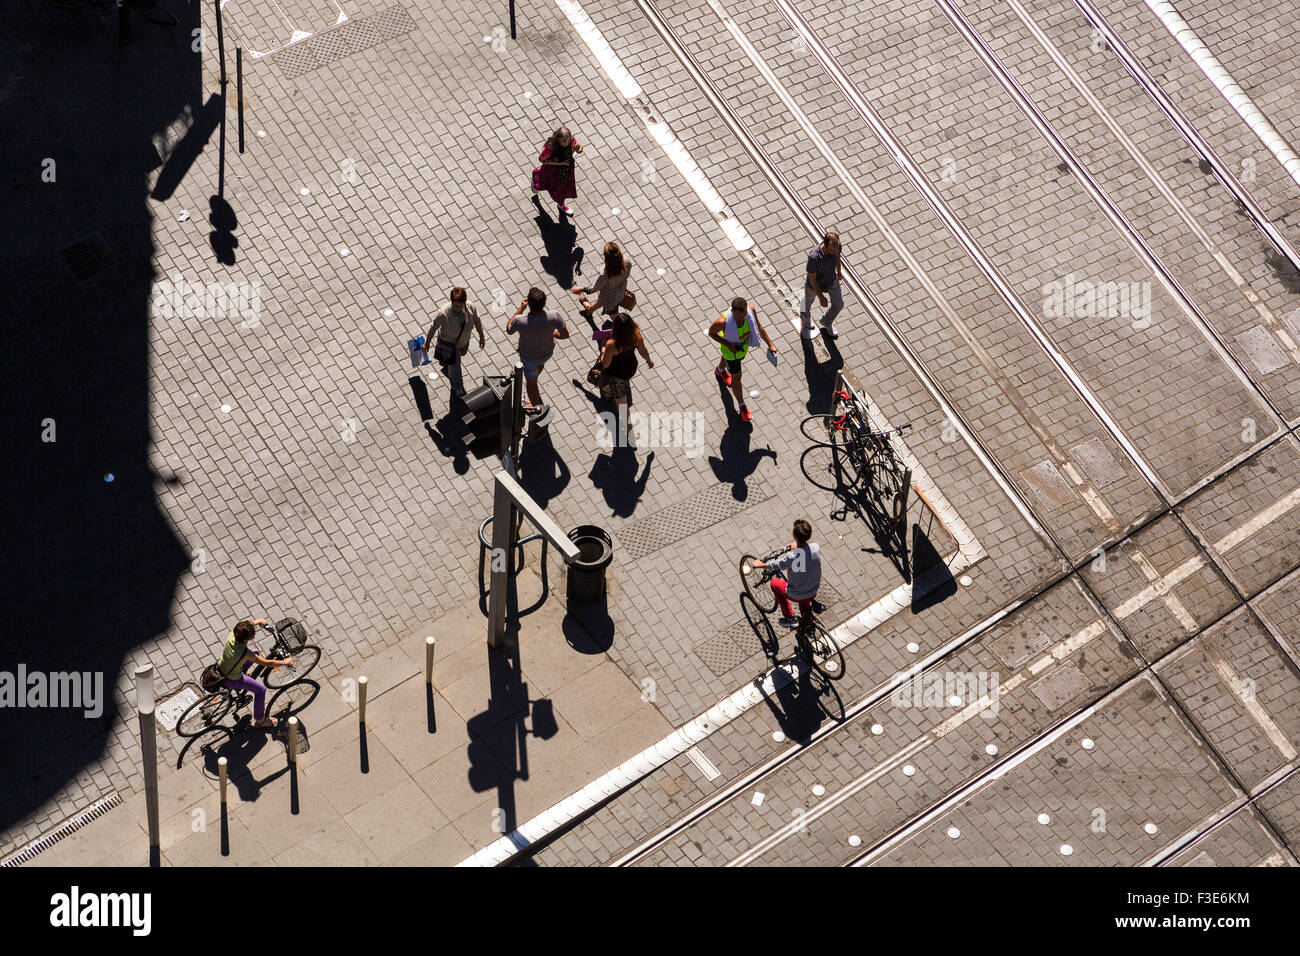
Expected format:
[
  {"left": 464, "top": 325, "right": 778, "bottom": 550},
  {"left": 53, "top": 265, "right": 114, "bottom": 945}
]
[{"left": 254, "top": 717, "right": 278, "bottom": 729}]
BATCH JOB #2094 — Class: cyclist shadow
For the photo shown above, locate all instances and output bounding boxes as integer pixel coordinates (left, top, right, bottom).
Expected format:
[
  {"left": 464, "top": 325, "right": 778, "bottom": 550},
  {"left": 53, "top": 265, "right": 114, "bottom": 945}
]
[
  {"left": 189, "top": 726, "right": 290, "bottom": 803},
  {"left": 741, "top": 597, "right": 843, "bottom": 739}
]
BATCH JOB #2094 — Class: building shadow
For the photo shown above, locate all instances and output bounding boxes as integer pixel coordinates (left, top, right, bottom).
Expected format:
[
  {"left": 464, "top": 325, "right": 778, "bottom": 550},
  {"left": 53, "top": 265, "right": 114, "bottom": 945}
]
[{"left": 0, "top": 4, "right": 198, "bottom": 842}]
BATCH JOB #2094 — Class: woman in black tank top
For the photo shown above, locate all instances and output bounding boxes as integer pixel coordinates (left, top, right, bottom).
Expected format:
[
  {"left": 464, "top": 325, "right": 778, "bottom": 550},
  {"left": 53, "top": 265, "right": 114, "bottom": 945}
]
[{"left": 599, "top": 313, "right": 655, "bottom": 444}]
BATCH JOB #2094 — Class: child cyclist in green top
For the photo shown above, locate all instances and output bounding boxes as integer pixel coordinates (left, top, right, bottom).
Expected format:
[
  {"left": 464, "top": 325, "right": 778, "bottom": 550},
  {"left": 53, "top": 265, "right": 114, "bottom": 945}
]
[
  {"left": 215, "top": 619, "right": 293, "bottom": 729},
  {"left": 708, "top": 297, "right": 777, "bottom": 423}
]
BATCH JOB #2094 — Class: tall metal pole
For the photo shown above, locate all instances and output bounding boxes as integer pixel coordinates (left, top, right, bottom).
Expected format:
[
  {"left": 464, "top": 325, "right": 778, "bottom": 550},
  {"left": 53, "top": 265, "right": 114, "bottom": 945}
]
[
  {"left": 134, "top": 665, "right": 160, "bottom": 860},
  {"left": 509, "top": 0, "right": 516, "bottom": 39},
  {"left": 488, "top": 476, "right": 515, "bottom": 648},
  {"left": 236, "top": 47, "right": 244, "bottom": 155}
]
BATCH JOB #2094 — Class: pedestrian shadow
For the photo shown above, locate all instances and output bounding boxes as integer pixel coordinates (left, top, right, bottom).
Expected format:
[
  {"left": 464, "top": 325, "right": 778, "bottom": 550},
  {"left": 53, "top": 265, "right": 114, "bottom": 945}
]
[
  {"left": 533, "top": 197, "right": 584, "bottom": 288},
  {"left": 800, "top": 337, "right": 843, "bottom": 414},
  {"left": 518, "top": 431, "right": 571, "bottom": 508},
  {"left": 708, "top": 419, "right": 777, "bottom": 501},
  {"left": 588, "top": 447, "right": 653, "bottom": 517}
]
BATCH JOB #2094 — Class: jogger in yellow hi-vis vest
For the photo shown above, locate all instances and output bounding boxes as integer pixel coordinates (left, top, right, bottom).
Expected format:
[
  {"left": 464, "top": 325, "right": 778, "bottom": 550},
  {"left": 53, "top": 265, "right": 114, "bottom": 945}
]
[{"left": 708, "top": 297, "right": 777, "bottom": 423}]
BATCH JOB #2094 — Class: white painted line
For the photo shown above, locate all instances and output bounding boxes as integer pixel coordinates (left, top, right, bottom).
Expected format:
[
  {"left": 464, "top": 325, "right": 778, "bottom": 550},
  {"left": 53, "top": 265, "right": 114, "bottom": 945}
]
[
  {"left": 685, "top": 746, "right": 722, "bottom": 781},
  {"left": 1214, "top": 486, "right": 1300, "bottom": 553},
  {"left": 1200, "top": 640, "right": 1298, "bottom": 760}
]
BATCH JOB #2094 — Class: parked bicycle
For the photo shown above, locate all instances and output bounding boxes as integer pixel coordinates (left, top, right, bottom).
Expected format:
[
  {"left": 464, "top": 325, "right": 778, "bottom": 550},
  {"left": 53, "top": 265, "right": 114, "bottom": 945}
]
[
  {"left": 739, "top": 547, "right": 845, "bottom": 681},
  {"left": 176, "top": 618, "right": 321, "bottom": 737},
  {"left": 44, "top": 0, "right": 177, "bottom": 45},
  {"left": 800, "top": 387, "right": 911, "bottom": 526}
]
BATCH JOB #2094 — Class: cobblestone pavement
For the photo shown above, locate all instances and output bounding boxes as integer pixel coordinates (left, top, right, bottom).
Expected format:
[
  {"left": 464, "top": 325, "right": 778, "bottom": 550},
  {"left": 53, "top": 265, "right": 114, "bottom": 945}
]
[{"left": 3, "top": 0, "right": 1299, "bottom": 866}]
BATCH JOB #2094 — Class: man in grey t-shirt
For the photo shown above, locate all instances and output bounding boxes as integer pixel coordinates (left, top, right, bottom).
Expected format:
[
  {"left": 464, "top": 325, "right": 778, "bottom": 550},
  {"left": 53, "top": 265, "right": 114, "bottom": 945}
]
[
  {"left": 799, "top": 232, "right": 843, "bottom": 341},
  {"left": 507, "top": 286, "right": 570, "bottom": 407}
]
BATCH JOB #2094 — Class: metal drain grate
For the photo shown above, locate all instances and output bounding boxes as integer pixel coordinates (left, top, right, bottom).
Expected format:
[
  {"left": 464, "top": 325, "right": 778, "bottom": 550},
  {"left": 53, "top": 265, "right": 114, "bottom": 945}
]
[
  {"left": 1029, "top": 660, "right": 1088, "bottom": 710},
  {"left": 616, "top": 480, "right": 772, "bottom": 560},
  {"left": 1022, "top": 460, "right": 1075, "bottom": 511},
  {"left": 1236, "top": 326, "right": 1289, "bottom": 375},
  {"left": 1069, "top": 437, "right": 1126, "bottom": 487},
  {"left": 990, "top": 620, "right": 1055, "bottom": 669},
  {"left": 1, "top": 792, "right": 122, "bottom": 866},
  {"left": 277, "top": 6, "right": 416, "bottom": 79},
  {"left": 696, "top": 627, "right": 755, "bottom": 676},
  {"left": 59, "top": 239, "right": 107, "bottom": 281}
]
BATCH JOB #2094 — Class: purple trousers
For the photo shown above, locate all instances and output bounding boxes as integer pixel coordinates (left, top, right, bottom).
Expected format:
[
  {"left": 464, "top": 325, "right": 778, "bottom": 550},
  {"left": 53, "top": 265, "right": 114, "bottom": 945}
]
[{"left": 222, "top": 658, "right": 267, "bottom": 721}]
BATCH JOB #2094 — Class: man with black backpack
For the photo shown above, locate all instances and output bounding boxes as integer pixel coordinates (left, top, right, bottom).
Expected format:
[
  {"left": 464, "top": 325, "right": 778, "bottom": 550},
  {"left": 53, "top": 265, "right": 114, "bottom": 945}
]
[{"left": 424, "top": 287, "right": 486, "bottom": 398}]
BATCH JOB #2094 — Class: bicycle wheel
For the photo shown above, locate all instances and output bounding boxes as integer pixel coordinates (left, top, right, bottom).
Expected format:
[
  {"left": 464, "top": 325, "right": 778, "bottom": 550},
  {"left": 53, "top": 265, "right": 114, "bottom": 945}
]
[
  {"left": 800, "top": 441, "right": 863, "bottom": 494},
  {"left": 129, "top": 0, "right": 178, "bottom": 25},
  {"left": 870, "top": 453, "right": 912, "bottom": 527},
  {"left": 264, "top": 644, "right": 321, "bottom": 688},
  {"left": 803, "top": 619, "right": 846, "bottom": 681},
  {"left": 799, "top": 414, "right": 838, "bottom": 448},
  {"left": 176, "top": 692, "right": 234, "bottom": 737},
  {"left": 740, "top": 555, "right": 778, "bottom": 613}
]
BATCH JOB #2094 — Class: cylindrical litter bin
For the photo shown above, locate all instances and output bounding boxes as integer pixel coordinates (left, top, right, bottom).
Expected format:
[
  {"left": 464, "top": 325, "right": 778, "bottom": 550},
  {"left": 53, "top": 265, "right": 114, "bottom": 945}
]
[{"left": 567, "top": 525, "right": 613, "bottom": 602}]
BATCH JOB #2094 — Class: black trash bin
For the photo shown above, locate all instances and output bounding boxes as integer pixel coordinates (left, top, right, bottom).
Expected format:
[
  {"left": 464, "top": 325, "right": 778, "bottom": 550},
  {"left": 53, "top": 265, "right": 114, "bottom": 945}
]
[{"left": 567, "top": 525, "right": 613, "bottom": 602}]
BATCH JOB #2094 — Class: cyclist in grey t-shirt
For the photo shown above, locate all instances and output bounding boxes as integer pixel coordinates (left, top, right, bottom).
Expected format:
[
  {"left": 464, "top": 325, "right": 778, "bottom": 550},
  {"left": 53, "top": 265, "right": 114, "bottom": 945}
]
[{"left": 753, "top": 519, "right": 822, "bottom": 628}]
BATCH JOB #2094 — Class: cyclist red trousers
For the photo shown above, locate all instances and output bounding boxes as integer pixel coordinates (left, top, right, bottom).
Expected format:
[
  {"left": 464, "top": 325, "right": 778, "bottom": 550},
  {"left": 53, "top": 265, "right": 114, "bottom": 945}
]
[{"left": 770, "top": 578, "right": 813, "bottom": 620}]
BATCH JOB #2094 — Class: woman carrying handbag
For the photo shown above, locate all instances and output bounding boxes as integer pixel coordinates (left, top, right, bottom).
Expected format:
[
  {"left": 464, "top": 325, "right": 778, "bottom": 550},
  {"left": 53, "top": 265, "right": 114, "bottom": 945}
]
[
  {"left": 531, "top": 126, "right": 583, "bottom": 217},
  {"left": 572, "top": 241, "right": 632, "bottom": 320}
]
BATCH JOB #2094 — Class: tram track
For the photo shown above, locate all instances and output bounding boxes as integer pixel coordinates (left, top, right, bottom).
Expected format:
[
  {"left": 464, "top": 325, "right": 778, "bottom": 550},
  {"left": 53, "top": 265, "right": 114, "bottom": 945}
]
[{"left": 572, "top": 0, "right": 1300, "bottom": 867}]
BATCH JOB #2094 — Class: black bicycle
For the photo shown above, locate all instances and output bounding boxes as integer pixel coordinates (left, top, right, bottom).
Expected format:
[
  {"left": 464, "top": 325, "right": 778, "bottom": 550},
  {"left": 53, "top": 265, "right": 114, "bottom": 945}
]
[
  {"left": 739, "top": 548, "right": 845, "bottom": 681},
  {"left": 45, "top": 0, "right": 177, "bottom": 45},
  {"left": 800, "top": 387, "right": 911, "bottom": 525},
  {"left": 176, "top": 618, "right": 321, "bottom": 737}
]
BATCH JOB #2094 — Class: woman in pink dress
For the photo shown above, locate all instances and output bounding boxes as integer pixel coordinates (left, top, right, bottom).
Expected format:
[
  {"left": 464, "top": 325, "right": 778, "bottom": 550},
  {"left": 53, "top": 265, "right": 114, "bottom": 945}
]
[{"left": 532, "top": 126, "right": 583, "bottom": 217}]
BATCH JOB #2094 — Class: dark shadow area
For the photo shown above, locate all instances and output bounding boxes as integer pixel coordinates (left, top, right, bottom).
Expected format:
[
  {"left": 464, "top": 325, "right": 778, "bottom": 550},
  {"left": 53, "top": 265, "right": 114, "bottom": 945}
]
[
  {"left": 199, "top": 732, "right": 288, "bottom": 802},
  {"left": 289, "top": 763, "right": 299, "bottom": 815},
  {"left": 517, "top": 431, "right": 571, "bottom": 508},
  {"left": 562, "top": 591, "right": 614, "bottom": 654},
  {"left": 1265, "top": 248, "right": 1300, "bottom": 295},
  {"left": 0, "top": 4, "right": 198, "bottom": 840},
  {"left": 151, "top": 92, "right": 223, "bottom": 201},
  {"left": 359, "top": 722, "right": 369, "bottom": 774},
  {"left": 910, "top": 526, "right": 958, "bottom": 614},
  {"left": 220, "top": 802, "right": 229, "bottom": 856},
  {"left": 425, "top": 398, "right": 471, "bottom": 475},
  {"left": 588, "top": 448, "right": 653, "bottom": 517},
  {"left": 426, "top": 683, "right": 437, "bottom": 735},
  {"left": 709, "top": 419, "right": 777, "bottom": 501},
  {"left": 756, "top": 668, "right": 825, "bottom": 744},
  {"left": 409, "top": 374, "right": 434, "bottom": 422},
  {"left": 268, "top": 678, "right": 319, "bottom": 719},
  {"left": 208, "top": 191, "right": 237, "bottom": 264},
  {"left": 532, "top": 195, "right": 583, "bottom": 288},
  {"left": 800, "top": 337, "right": 843, "bottom": 415}
]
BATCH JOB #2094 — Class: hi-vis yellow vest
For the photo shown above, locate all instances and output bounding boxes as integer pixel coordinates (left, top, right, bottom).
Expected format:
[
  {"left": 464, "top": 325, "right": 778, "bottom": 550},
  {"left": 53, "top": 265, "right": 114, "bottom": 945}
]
[{"left": 718, "top": 310, "right": 752, "bottom": 361}]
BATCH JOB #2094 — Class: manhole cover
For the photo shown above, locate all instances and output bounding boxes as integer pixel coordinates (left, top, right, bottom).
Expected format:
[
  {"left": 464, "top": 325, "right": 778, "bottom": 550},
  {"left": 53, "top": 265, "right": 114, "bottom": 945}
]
[
  {"left": 1069, "top": 437, "right": 1126, "bottom": 487},
  {"left": 156, "top": 685, "right": 199, "bottom": 735},
  {"left": 1022, "top": 460, "right": 1075, "bottom": 510},
  {"left": 1028, "top": 661, "right": 1088, "bottom": 710},
  {"left": 1235, "top": 326, "right": 1289, "bottom": 375}
]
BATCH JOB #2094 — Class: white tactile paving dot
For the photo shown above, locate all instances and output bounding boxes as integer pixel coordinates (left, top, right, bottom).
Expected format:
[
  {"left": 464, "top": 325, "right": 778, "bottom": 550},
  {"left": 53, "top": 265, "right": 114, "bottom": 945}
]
[
  {"left": 339, "top": 246, "right": 351, "bottom": 257},
  {"left": 811, "top": 784, "right": 825, "bottom": 797},
  {"left": 1081, "top": 737, "right": 1095, "bottom": 750},
  {"left": 1060, "top": 844, "right": 1073, "bottom": 856},
  {"left": 1144, "top": 822, "right": 1158, "bottom": 835},
  {"left": 902, "top": 764, "right": 916, "bottom": 776},
  {"left": 657, "top": 268, "right": 665, "bottom": 276},
  {"left": 871, "top": 723, "right": 883, "bottom": 735},
  {"left": 749, "top": 390, "right": 759, "bottom": 399},
  {"left": 947, "top": 826, "right": 960, "bottom": 839},
  {"left": 384, "top": 308, "right": 395, "bottom": 318},
  {"left": 959, "top": 574, "right": 973, "bottom": 586},
  {"left": 1037, "top": 813, "right": 1051, "bottom": 825},
  {"left": 985, "top": 744, "right": 998, "bottom": 755},
  {"left": 299, "top": 187, "right": 310, "bottom": 196},
  {"left": 611, "top": 207, "right": 621, "bottom": 215},
  {"left": 848, "top": 835, "right": 861, "bottom": 847},
  {"left": 772, "top": 731, "right": 785, "bottom": 742},
  {"left": 948, "top": 695, "right": 962, "bottom": 706},
  {"left": 220, "top": 404, "right": 231, "bottom": 414},
  {"left": 906, "top": 642, "right": 919, "bottom": 653},
  {"left": 256, "top": 130, "right": 266, "bottom": 138}
]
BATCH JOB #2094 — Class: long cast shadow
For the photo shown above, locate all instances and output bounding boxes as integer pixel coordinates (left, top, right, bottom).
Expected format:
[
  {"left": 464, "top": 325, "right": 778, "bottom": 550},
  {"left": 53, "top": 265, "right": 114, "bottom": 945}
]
[{"left": 0, "top": 5, "right": 198, "bottom": 841}]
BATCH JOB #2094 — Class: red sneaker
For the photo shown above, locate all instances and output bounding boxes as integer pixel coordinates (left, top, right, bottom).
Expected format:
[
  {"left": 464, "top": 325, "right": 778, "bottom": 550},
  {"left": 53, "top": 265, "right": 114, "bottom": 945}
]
[
  {"left": 739, "top": 403, "right": 752, "bottom": 423},
  {"left": 714, "top": 365, "right": 732, "bottom": 386}
]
